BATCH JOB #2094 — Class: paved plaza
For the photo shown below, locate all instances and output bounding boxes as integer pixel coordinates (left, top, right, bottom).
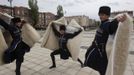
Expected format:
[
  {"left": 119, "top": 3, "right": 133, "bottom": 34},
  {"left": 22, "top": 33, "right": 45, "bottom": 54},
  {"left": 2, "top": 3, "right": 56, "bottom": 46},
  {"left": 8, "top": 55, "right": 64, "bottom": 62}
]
[{"left": 0, "top": 30, "right": 134, "bottom": 75}]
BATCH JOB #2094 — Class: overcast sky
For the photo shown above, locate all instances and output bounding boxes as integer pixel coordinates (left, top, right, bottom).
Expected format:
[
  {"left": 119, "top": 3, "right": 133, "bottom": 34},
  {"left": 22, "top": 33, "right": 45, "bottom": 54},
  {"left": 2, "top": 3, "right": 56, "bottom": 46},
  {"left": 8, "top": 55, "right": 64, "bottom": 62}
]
[{"left": 0, "top": 0, "right": 134, "bottom": 20}]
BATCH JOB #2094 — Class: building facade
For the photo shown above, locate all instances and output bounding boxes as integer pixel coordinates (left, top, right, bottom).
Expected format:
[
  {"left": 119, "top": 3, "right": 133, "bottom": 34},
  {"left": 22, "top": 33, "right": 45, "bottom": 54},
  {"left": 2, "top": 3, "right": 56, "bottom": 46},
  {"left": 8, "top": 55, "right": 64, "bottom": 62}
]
[
  {"left": 111, "top": 11, "right": 134, "bottom": 18},
  {"left": 65, "top": 15, "right": 98, "bottom": 30},
  {"left": 44, "top": 12, "right": 56, "bottom": 28},
  {"left": 36, "top": 12, "right": 45, "bottom": 29},
  {"left": 13, "top": 6, "right": 33, "bottom": 24},
  {"left": 0, "top": 5, "right": 56, "bottom": 29},
  {"left": 0, "top": 5, "right": 12, "bottom": 15},
  {"left": 36, "top": 12, "right": 55, "bottom": 29}
]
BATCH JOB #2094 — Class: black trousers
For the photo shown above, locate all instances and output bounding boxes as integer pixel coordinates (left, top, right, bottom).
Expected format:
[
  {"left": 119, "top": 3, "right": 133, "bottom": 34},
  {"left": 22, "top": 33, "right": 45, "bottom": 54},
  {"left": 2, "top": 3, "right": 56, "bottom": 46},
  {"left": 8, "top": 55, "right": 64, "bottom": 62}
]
[
  {"left": 3, "top": 41, "right": 30, "bottom": 75},
  {"left": 3, "top": 41, "right": 29, "bottom": 63},
  {"left": 50, "top": 49, "right": 83, "bottom": 66},
  {"left": 84, "top": 44, "right": 108, "bottom": 75}
]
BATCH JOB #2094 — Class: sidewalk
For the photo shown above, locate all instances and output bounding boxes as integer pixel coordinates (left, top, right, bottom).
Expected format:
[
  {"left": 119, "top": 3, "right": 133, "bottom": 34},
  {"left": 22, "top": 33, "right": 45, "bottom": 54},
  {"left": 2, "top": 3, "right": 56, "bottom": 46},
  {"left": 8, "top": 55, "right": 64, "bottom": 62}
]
[{"left": 0, "top": 31, "right": 134, "bottom": 75}]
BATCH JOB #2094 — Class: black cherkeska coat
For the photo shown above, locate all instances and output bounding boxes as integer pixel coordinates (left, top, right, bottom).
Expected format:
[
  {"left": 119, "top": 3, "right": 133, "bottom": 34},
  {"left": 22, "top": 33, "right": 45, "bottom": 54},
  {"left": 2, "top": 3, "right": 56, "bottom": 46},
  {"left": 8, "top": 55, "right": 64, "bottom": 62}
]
[
  {"left": 0, "top": 18, "right": 30, "bottom": 63},
  {"left": 52, "top": 25, "right": 82, "bottom": 59}
]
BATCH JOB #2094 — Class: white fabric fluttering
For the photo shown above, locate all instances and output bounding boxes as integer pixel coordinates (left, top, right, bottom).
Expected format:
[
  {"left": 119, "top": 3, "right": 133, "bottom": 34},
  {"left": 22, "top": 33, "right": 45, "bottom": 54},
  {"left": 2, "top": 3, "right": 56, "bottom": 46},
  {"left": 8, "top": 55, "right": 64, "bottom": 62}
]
[
  {"left": 0, "top": 29, "right": 8, "bottom": 65},
  {"left": 21, "top": 23, "right": 41, "bottom": 47},
  {"left": 67, "top": 19, "right": 84, "bottom": 61},
  {"left": 106, "top": 13, "right": 133, "bottom": 75}
]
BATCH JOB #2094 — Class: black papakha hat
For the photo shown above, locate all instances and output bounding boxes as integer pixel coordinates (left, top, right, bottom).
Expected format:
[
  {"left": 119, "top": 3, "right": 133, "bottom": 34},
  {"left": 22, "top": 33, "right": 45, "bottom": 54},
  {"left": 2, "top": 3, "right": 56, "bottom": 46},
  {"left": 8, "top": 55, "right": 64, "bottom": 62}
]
[
  {"left": 98, "top": 6, "right": 111, "bottom": 16},
  {"left": 11, "top": 17, "right": 21, "bottom": 24},
  {"left": 60, "top": 25, "right": 66, "bottom": 31}
]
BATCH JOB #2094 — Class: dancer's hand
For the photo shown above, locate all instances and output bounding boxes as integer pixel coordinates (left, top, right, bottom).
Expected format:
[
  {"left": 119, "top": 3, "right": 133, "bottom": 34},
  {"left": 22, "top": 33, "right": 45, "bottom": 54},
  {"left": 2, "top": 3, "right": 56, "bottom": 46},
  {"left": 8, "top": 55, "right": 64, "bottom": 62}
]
[{"left": 117, "top": 14, "right": 127, "bottom": 22}]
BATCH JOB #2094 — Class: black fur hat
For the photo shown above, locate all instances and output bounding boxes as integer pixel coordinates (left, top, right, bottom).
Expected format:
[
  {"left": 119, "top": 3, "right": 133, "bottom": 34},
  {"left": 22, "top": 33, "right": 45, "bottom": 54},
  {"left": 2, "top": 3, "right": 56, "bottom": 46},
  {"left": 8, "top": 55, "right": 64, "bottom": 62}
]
[
  {"left": 60, "top": 25, "right": 66, "bottom": 31},
  {"left": 98, "top": 6, "right": 111, "bottom": 16},
  {"left": 11, "top": 17, "right": 21, "bottom": 24}
]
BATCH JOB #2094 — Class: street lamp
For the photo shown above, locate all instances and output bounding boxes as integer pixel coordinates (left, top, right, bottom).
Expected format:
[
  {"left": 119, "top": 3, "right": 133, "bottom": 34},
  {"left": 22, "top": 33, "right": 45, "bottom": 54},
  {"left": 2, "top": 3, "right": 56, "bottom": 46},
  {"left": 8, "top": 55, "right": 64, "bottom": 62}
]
[{"left": 8, "top": 0, "right": 13, "bottom": 16}]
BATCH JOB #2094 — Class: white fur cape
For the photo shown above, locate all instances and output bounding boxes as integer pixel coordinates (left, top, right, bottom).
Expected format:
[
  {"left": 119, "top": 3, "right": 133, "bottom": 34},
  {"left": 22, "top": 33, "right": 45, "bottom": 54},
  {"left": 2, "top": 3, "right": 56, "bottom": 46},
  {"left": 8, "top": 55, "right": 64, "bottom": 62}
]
[
  {"left": 106, "top": 13, "right": 133, "bottom": 75},
  {"left": 0, "top": 29, "right": 8, "bottom": 65}
]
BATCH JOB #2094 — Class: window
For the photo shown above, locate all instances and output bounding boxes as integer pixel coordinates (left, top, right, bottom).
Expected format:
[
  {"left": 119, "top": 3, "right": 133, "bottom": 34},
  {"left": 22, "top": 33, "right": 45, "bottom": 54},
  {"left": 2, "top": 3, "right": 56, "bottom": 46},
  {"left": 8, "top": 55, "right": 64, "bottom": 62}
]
[{"left": 17, "top": 10, "right": 20, "bottom": 14}]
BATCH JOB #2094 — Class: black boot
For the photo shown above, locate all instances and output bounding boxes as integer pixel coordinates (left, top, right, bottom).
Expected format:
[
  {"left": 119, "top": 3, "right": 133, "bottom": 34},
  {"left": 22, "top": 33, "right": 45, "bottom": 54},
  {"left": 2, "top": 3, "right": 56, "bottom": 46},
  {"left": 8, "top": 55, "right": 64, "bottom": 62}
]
[
  {"left": 49, "top": 65, "right": 56, "bottom": 69},
  {"left": 49, "top": 53, "right": 56, "bottom": 69}
]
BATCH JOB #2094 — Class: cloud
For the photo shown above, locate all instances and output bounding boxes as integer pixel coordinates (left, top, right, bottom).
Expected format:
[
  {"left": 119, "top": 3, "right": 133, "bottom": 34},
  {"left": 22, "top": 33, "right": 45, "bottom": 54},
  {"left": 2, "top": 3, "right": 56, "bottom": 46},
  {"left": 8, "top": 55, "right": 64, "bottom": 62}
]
[
  {"left": 38, "top": 0, "right": 57, "bottom": 3},
  {"left": 58, "top": 0, "right": 76, "bottom": 7},
  {"left": 62, "top": 2, "right": 74, "bottom": 7},
  {"left": 108, "top": 2, "right": 119, "bottom": 6}
]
